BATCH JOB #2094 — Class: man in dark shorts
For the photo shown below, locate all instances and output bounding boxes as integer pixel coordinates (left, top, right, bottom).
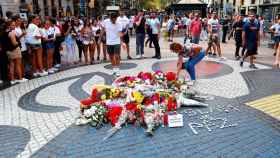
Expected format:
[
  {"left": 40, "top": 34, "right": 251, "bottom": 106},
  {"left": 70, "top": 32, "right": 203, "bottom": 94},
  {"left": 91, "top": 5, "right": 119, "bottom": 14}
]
[
  {"left": 99, "top": 12, "right": 124, "bottom": 76},
  {"left": 229, "top": 14, "right": 246, "bottom": 60},
  {"left": 240, "top": 12, "right": 260, "bottom": 69}
]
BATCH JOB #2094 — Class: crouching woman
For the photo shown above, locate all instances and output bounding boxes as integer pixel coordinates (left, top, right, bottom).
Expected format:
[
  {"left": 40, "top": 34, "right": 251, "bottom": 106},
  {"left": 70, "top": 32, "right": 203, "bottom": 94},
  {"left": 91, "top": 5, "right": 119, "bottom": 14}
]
[{"left": 170, "top": 42, "right": 205, "bottom": 85}]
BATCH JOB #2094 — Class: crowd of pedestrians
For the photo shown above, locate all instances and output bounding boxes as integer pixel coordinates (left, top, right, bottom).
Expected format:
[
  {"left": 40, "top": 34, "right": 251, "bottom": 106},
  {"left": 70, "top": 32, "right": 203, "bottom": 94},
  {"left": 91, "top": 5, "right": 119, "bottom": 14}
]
[{"left": 0, "top": 9, "right": 279, "bottom": 88}]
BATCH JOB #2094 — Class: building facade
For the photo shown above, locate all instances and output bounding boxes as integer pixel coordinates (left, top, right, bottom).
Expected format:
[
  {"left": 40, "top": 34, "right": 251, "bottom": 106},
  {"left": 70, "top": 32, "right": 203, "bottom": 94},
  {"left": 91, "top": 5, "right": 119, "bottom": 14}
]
[{"left": 0, "top": 0, "right": 74, "bottom": 18}]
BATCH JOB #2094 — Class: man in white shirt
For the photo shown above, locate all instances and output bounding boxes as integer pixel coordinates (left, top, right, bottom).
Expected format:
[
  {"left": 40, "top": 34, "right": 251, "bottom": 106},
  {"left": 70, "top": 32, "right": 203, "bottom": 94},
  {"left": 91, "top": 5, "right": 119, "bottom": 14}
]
[
  {"left": 99, "top": 12, "right": 124, "bottom": 76},
  {"left": 117, "top": 11, "right": 132, "bottom": 59}
]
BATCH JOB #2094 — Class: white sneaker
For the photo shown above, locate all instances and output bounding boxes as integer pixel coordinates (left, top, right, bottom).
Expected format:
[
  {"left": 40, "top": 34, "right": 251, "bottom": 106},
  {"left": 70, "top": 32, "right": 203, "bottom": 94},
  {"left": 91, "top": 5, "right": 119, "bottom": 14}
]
[
  {"left": 219, "top": 57, "right": 227, "bottom": 61},
  {"left": 136, "top": 55, "right": 141, "bottom": 59},
  {"left": 113, "top": 68, "right": 120, "bottom": 77},
  {"left": 17, "top": 78, "right": 28, "bottom": 83},
  {"left": 39, "top": 71, "right": 48, "bottom": 77},
  {"left": 187, "top": 80, "right": 196, "bottom": 86},
  {"left": 51, "top": 67, "right": 58, "bottom": 72},
  {"left": 204, "top": 56, "right": 209, "bottom": 61},
  {"left": 33, "top": 72, "right": 40, "bottom": 77},
  {"left": 141, "top": 54, "right": 146, "bottom": 58},
  {"left": 10, "top": 80, "right": 17, "bottom": 85},
  {"left": 48, "top": 69, "right": 55, "bottom": 74},
  {"left": 54, "top": 64, "right": 61, "bottom": 68},
  {"left": 0, "top": 80, "right": 3, "bottom": 84}
]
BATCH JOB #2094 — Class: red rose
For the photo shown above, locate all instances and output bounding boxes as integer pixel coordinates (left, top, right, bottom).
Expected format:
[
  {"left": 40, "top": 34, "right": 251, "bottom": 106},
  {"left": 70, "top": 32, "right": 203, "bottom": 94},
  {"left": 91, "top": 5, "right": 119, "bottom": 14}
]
[
  {"left": 80, "top": 98, "right": 95, "bottom": 108},
  {"left": 107, "top": 107, "right": 123, "bottom": 126},
  {"left": 166, "top": 72, "right": 177, "bottom": 81},
  {"left": 125, "top": 102, "right": 138, "bottom": 112}
]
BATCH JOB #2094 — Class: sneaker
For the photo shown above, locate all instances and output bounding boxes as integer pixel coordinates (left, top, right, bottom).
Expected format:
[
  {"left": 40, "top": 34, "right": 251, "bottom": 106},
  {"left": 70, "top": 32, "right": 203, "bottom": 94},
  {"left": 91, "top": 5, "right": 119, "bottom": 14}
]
[
  {"left": 17, "top": 78, "right": 28, "bottom": 83},
  {"left": 235, "top": 56, "right": 241, "bottom": 60},
  {"left": 0, "top": 80, "right": 2, "bottom": 84},
  {"left": 10, "top": 80, "right": 17, "bottom": 85},
  {"left": 113, "top": 68, "right": 121, "bottom": 77},
  {"left": 48, "top": 69, "right": 55, "bottom": 74},
  {"left": 97, "top": 57, "right": 100, "bottom": 61},
  {"left": 51, "top": 67, "right": 59, "bottom": 72},
  {"left": 212, "top": 53, "right": 217, "bottom": 57},
  {"left": 54, "top": 64, "right": 61, "bottom": 68},
  {"left": 136, "top": 55, "right": 141, "bottom": 59},
  {"left": 249, "top": 64, "right": 258, "bottom": 69},
  {"left": 33, "top": 72, "right": 40, "bottom": 77},
  {"left": 141, "top": 54, "right": 146, "bottom": 58},
  {"left": 208, "top": 52, "right": 212, "bottom": 55},
  {"left": 39, "top": 71, "right": 48, "bottom": 77},
  {"left": 204, "top": 56, "right": 209, "bottom": 60},
  {"left": 127, "top": 56, "right": 132, "bottom": 60},
  {"left": 219, "top": 57, "right": 226, "bottom": 61},
  {"left": 187, "top": 80, "right": 196, "bottom": 86},
  {"left": 240, "top": 60, "right": 244, "bottom": 67}
]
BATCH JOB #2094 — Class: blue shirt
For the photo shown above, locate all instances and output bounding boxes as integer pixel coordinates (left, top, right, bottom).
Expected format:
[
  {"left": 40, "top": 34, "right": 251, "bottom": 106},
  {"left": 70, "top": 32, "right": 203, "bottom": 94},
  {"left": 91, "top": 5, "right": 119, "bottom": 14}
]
[{"left": 243, "top": 21, "right": 259, "bottom": 43}]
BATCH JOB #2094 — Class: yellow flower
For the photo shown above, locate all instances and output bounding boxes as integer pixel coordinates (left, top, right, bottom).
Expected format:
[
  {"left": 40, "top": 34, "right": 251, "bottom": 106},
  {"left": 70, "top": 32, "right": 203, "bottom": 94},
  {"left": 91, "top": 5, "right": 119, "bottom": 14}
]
[
  {"left": 101, "top": 95, "right": 107, "bottom": 100},
  {"left": 132, "top": 91, "right": 144, "bottom": 104}
]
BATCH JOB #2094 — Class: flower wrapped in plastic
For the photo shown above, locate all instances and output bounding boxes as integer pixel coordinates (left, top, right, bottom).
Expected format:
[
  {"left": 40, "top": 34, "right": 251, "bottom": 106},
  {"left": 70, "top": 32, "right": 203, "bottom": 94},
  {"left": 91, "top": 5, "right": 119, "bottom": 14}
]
[
  {"left": 76, "top": 102, "right": 107, "bottom": 128},
  {"left": 153, "top": 70, "right": 165, "bottom": 84}
]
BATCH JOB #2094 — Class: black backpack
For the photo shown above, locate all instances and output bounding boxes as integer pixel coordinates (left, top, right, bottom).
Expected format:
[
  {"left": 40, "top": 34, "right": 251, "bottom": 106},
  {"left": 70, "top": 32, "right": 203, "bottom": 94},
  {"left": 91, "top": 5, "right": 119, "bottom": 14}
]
[{"left": 5, "top": 31, "right": 19, "bottom": 51}]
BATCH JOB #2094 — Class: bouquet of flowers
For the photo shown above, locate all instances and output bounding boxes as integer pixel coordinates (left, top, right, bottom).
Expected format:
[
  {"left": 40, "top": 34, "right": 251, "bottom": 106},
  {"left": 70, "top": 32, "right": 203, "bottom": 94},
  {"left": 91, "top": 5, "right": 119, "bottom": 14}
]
[{"left": 76, "top": 102, "right": 108, "bottom": 128}]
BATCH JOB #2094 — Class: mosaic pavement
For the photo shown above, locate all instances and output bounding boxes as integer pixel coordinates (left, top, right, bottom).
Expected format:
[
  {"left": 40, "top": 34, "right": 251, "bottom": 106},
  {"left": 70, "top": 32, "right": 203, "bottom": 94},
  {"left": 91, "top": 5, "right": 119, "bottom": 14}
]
[{"left": 1, "top": 57, "right": 280, "bottom": 158}]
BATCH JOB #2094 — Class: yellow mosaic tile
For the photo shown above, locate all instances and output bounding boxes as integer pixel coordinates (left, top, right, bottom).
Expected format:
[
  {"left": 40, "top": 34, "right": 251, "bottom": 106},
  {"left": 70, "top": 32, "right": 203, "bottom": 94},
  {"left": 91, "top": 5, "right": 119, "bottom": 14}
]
[{"left": 246, "top": 94, "right": 280, "bottom": 120}]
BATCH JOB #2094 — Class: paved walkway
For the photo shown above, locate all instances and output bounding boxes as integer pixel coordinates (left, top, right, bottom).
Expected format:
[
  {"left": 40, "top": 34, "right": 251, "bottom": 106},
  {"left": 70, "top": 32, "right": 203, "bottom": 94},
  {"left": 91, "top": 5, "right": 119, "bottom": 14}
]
[{"left": 0, "top": 36, "right": 280, "bottom": 158}]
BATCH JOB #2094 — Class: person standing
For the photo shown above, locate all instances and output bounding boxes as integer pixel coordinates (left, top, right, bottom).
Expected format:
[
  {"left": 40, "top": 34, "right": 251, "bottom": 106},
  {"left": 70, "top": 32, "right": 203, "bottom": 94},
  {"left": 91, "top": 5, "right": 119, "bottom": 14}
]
[
  {"left": 270, "top": 17, "right": 280, "bottom": 57},
  {"left": 189, "top": 13, "right": 202, "bottom": 44},
  {"left": 147, "top": 12, "right": 161, "bottom": 59},
  {"left": 53, "top": 18, "right": 63, "bottom": 69},
  {"left": 0, "top": 19, "right": 10, "bottom": 86},
  {"left": 26, "top": 15, "right": 48, "bottom": 77},
  {"left": 6, "top": 20, "right": 28, "bottom": 84},
  {"left": 240, "top": 12, "right": 260, "bottom": 69},
  {"left": 206, "top": 12, "right": 225, "bottom": 60},
  {"left": 42, "top": 19, "right": 57, "bottom": 74},
  {"left": 221, "top": 15, "right": 229, "bottom": 43},
  {"left": 117, "top": 10, "right": 132, "bottom": 60},
  {"left": 81, "top": 20, "right": 92, "bottom": 64},
  {"left": 167, "top": 15, "right": 175, "bottom": 42},
  {"left": 99, "top": 12, "right": 124, "bottom": 76},
  {"left": 134, "top": 10, "right": 146, "bottom": 59},
  {"left": 73, "top": 18, "right": 84, "bottom": 63},
  {"left": 229, "top": 15, "right": 246, "bottom": 60}
]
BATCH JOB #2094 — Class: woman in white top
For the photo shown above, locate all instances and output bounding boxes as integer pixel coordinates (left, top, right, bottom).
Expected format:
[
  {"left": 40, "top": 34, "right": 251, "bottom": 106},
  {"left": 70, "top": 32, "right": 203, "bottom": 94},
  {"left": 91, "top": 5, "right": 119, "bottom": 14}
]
[
  {"left": 26, "top": 15, "right": 48, "bottom": 77},
  {"left": 42, "top": 19, "right": 56, "bottom": 74}
]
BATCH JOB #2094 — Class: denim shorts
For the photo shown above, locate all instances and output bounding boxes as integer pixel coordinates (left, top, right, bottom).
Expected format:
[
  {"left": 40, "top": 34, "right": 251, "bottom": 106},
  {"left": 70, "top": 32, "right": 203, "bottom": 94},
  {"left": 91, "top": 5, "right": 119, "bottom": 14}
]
[
  {"left": 27, "top": 43, "right": 42, "bottom": 50},
  {"left": 45, "top": 42, "right": 55, "bottom": 49},
  {"left": 274, "top": 36, "right": 280, "bottom": 44}
]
